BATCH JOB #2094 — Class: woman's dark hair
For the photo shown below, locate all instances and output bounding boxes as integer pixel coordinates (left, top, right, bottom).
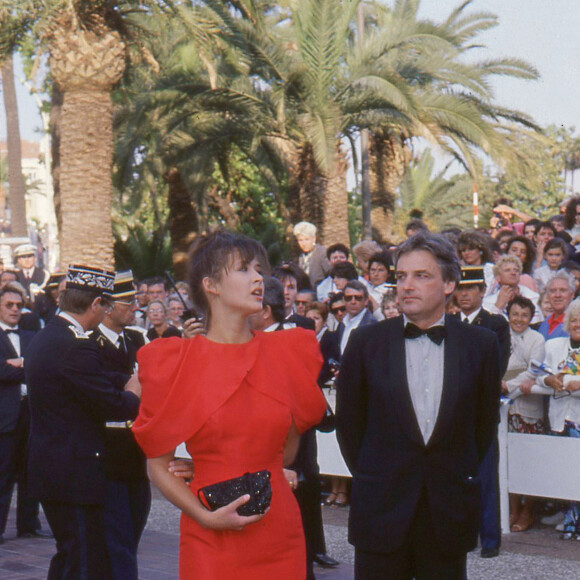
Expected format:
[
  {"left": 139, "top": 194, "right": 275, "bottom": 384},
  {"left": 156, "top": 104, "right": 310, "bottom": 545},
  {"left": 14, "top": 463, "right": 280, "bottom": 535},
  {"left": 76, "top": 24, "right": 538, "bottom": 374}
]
[
  {"left": 534, "top": 221, "right": 556, "bottom": 236},
  {"left": 368, "top": 251, "right": 392, "bottom": 270},
  {"left": 330, "top": 261, "right": 358, "bottom": 281},
  {"left": 306, "top": 301, "right": 330, "bottom": 322},
  {"left": 456, "top": 230, "right": 493, "bottom": 264},
  {"left": 59, "top": 289, "right": 103, "bottom": 314},
  {"left": 187, "top": 230, "right": 269, "bottom": 318},
  {"left": 326, "top": 243, "right": 350, "bottom": 260},
  {"left": 506, "top": 296, "right": 535, "bottom": 319},
  {"left": 564, "top": 196, "right": 580, "bottom": 230},
  {"left": 505, "top": 235, "right": 536, "bottom": 274},
  {"left": 328, "top": 291, "right": 344, "bottom": 306}
]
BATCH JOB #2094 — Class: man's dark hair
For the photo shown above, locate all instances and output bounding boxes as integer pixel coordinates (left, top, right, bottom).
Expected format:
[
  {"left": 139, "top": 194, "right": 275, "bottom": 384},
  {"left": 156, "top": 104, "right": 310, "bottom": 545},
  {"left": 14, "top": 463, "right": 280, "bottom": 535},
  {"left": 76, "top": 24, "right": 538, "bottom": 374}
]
[
  {"left": 262, "top": 276, "right": 285, "bottom": 323},
  {"left": 326, "top": 243, "right": 350, "bottom": 261},
  {"left": 330, "top": 262, "right": 358, "bottom": 281},
  {"left": 344, "top": 280, "right": 369, "bottom": 299},
  {"left": 147, "top": 276, "right": 167, "bottom": 290},
  {"left": 59, "top": 289, "right": 104, "bottom": 314},
  {"left": 395, "top": 232, "right": 460, "bottom": 283},
  {"left": 523, "top": 218, "right": 540, "bottom": 231},
  {"left": 0, "top": 284, "right": 25, "bottom": 303},
  {"left": 534, "top": 221, "right": 556, "bottom": 236},
  {"left": 506, "top": 296, "right": 535, "bottom": 319},
  {"left": 405, "top": 218, "right": 429, "bottom": 235},
  {"left": 544, "top": 237, "right": 568, "bottom": 257},
  {"left": 273, "top": 263, "right": 311, "bottom": 291}
]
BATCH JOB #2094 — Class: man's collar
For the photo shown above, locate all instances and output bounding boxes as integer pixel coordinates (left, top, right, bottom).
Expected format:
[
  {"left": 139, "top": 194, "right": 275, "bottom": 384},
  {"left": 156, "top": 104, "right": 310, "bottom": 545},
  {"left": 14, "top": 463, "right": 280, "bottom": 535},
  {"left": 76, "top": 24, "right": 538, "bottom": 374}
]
[
  {"left": 58, "top": 312, "right": 86, "bottom": 334},
  {"left": 403, "top": 313, "right": 446, "bottom": 329},
  {"left": 345, "top": 308, "right": 366, "bottom": 325},
  {"left": 461, "top": 307, "right": 482, "bottom": 324},
  {"left": 0, "top": 322, "right": 18, "bottom": 332},
  {"left": 98, "top": 323, "right": 121, "bottom": 345}
]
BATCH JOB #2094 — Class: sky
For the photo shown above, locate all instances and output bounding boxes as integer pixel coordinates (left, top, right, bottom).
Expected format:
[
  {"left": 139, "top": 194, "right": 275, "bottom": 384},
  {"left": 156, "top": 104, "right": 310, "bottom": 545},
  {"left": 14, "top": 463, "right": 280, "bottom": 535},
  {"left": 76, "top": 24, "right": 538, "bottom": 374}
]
[{"left": 3, "top": 0, "right": 580, "bottom": 141}]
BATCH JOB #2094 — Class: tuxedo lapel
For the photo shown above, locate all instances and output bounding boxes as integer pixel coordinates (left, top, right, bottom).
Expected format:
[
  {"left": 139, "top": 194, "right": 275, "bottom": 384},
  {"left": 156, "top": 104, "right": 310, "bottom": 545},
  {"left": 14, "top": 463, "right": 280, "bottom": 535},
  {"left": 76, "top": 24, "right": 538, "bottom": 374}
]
[
  {"left": 428, "top": 315, "right": 460, "bottom": 448},
  {"left": 388, "top": 318, "right": 425, "bottom": 447},
  {"left": 0, "top": 328, "right": 18, "bottom": 358}
]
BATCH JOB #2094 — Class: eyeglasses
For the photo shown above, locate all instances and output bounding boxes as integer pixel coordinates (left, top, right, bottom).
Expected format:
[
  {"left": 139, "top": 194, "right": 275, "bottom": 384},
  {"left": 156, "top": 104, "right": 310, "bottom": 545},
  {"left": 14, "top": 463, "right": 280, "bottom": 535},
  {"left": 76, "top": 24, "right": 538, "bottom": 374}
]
[
  {"left": 331, "top": 306, "right": 346, "bottom": 314},
  {"left": 344, "top": 294, "right": 364, "bottom": 302},
  {"left": 5, "top": 302, "right": 23, "bottom": 310},
  {"left": 295, "top": 299, "right": 311, "bottom": 305}
]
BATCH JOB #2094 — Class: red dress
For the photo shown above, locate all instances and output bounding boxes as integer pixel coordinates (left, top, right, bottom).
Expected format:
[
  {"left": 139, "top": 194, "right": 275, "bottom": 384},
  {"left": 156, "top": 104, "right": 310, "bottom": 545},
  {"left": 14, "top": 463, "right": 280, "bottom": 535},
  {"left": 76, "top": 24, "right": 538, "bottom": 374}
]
[{"left": 133, "top": 328, "right": 326, "bottom": 579}]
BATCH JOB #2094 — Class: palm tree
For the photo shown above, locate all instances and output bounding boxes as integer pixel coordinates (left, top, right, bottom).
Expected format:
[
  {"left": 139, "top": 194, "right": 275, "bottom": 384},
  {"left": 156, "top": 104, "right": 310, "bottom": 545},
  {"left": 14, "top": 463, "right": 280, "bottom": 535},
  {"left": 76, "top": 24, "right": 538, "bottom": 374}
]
[{"left": 1, "top": 54, "right": 28, "bottom": 236}]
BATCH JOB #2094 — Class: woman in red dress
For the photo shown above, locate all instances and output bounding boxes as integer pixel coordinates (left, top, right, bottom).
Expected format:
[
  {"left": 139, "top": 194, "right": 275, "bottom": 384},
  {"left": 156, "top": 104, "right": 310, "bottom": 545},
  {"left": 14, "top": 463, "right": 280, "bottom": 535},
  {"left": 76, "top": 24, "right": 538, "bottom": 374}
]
[{"left": 133, "top": 231, "right": 326, "bottom": 579}]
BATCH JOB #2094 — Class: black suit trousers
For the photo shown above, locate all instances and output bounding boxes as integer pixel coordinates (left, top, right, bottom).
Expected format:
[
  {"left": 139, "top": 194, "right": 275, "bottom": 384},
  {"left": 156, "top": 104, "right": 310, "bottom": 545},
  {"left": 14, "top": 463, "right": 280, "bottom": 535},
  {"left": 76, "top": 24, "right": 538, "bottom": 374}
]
[{"left": 354, "top": 488, "right": 467, "bottom": 580}]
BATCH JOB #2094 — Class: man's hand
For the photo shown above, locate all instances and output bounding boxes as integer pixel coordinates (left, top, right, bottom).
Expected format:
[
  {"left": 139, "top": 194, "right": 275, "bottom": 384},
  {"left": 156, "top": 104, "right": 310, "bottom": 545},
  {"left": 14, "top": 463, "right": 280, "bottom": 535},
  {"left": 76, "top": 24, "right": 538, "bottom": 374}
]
[
  {"left": 182, "top": 318, "right": 205, "bottom": 339},
  {"left": 495, "top": 285, "right": 517, "bottom": 310},
  {"left": 501, "top": 380, "right": 508, "bottom": 394},
  {"left": 6, "top": 357, "right": 23, "bottom": 368},
  {"left": 565, "top": 380, "right": 580, "bottom": 392},
  {"left": 124, "top": 373, "right": 142, "bottom": 399},
  {"left": 169, "top": 458, "right": 194, "bottom": 481}
]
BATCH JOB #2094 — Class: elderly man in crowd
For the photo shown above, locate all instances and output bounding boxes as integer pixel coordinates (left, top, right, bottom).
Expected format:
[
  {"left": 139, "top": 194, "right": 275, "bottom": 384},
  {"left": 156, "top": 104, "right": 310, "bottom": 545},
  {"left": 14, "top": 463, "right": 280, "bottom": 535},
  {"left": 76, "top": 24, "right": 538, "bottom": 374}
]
[
  {"left": 293, "top": 221, "right": 330, "bottom": 287},
  {"left": 483, "top": 255, "right": 542, "bottom": 324},
  {"left": 536, "top": 272, "right": 575, "bottom": 341}
]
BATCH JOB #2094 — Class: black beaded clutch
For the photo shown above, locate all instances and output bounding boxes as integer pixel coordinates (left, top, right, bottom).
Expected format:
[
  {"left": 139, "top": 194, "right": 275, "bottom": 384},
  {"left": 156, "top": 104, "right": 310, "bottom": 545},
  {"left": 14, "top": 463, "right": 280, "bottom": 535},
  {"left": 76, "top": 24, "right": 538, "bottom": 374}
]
[{"left": 197, "top": 470, "right": 272, "bottom": 516}]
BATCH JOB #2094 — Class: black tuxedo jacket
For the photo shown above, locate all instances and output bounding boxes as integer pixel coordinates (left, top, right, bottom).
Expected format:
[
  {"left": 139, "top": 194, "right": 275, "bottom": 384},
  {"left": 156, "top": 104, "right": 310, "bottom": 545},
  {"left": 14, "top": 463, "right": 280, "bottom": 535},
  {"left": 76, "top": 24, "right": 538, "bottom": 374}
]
[
  {"left": 0, "top": 327, "right": 35, "bottom": 433},
  {"left": 285, "top": 313, "right": 315, "bottom": 331},
  {"left": 336, "top": 314, "right": 500, "bottom": 555},
  {"left": 90, "top": 327, "right": 148, "bottom": 481},
  {"left": 457, "top": 308, "right": 510, "bottom": 376},
  {"left": 26, "top": 316, "right": 140, "bottom": 504}
]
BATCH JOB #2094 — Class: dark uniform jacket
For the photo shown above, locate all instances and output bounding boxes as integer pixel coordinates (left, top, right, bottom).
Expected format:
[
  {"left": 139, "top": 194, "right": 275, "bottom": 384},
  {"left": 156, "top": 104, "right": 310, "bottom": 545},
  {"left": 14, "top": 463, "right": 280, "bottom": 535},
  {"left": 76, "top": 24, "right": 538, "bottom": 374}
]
[
  {"left": 336, "top": 314, "right": 501, "bottom": 556},
  {"left": 0, "top": 327, "right": 35, "bottom": 433},
  {"left": 26, "top": 315, "right": 140, "bottom": 504},
  {"left": 16, "top": 267, "right": 50, "bottom": 295},
  {"left": 91, "top": 326, "right": 148, "bottom": 481}
]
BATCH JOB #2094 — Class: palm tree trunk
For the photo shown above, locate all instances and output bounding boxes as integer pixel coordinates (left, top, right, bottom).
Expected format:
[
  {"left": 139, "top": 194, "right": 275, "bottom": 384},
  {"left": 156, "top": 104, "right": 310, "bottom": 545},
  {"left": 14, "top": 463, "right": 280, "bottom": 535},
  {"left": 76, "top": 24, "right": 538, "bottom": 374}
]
[
  {"left": 50, "top": 86, "right": 63, "bottom": 235},
  {"left": 1, "top": 55, "right": 28, "bottom": 236},
  {"left": 295, "top": 143, "right": 349, "bottom": 246},
  {"left": 369, "top": 131, "right": 412, "bottom": 242},
  {"left": 49, "top": 16, "right": 125, "bottom": 269},
  {"left": 164, "top": 167, "right": 198, "bottom": 280}
]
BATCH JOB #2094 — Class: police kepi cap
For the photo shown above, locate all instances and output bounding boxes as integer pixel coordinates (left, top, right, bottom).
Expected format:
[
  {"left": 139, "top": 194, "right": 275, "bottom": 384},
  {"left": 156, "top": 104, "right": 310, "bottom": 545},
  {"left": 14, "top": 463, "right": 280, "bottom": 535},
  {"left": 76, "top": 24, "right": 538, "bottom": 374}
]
[
  {"left": 113, "top": 270, "right": 136, "bottom": 301},
  {"left": 459, "top": 265, "right": 485, "bottom": 286},
  {"left": 65, "top": 265, "right": 115, "bottom": 297}
]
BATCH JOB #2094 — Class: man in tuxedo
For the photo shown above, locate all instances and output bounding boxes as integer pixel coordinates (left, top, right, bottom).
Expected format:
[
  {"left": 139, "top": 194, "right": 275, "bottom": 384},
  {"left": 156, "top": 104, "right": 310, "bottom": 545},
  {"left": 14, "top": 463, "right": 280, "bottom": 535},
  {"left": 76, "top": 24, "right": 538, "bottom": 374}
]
[
  {"left": 455, "top": 265, "right": 510, "bottom": 558},
  {"left": 90, "top": 271, "right": 149, "bottom": 580},
  {"left": 0, "top": 285, "right": 50, "bottom": 543},
  {"left": 13, "top": 244, "right": 50, "bottom": 298},
  {"left": 336, "top": 233, "right": 501, "bottom": 579},
  {"left": 26, "top": 265, "right": 142, "bottom": 580}
]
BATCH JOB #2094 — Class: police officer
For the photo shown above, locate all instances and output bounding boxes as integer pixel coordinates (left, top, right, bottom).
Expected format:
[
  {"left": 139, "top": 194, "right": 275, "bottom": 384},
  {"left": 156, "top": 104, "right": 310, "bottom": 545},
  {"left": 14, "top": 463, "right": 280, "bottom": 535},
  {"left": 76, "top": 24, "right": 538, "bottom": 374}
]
[
  {"left": 90, "top": 270, "right": 149, "bottom": 580},
  {"left": 26, "top": 265, "right": 141, "bottom": 579}
]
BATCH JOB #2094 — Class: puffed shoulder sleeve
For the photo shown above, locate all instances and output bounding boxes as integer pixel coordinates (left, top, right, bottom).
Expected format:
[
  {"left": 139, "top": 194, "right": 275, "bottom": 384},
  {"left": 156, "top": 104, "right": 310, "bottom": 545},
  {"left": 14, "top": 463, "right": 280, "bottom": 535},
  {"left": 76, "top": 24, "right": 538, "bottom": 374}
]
[
  {"left": 132, "top": 337, "right": 188, "bottom": 458},
  {"left": 266, "top": 328, "right": 326, "bottom": 434}
]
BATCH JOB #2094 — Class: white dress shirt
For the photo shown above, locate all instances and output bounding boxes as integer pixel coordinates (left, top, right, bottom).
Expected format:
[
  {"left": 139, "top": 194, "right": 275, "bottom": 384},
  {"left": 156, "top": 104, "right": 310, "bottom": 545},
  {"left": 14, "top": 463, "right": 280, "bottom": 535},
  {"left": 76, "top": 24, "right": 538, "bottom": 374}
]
[
  {"left": 340, "top": 309, "right": 367, "bottom": 354},
  {"left": 461, "top": 307, "right": 482, "bottom": 324},
  {"left": 403, "top": 314, "right": 445, "bottom": 443},
  {"left": 0, "top": 322, "right": 25, "bottom": 395}
]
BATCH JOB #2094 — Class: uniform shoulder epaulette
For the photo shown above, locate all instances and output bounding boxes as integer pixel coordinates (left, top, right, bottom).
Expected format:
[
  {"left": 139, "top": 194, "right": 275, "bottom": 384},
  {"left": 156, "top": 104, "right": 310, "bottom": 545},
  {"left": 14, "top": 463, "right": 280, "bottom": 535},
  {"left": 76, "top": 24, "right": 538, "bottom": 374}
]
[{"left": 67, "top": 325, "right": 89, "bottom": 340}]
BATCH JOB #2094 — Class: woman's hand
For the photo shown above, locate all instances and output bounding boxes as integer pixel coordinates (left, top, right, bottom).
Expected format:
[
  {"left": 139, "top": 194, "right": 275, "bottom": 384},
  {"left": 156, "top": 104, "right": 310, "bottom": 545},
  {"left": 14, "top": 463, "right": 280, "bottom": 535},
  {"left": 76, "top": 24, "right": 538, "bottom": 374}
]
[
  {"left": 519, "top": 378, "right": 535, "bottom": 395},
  {"left": 565, "top": 380, "right": 580, "bottom": 392},
  {"left": 545, "top": 374, "right": 564, "bottom": 391},
  {"left": 199, "top": 495, "right": 268, "bottom": 531}
]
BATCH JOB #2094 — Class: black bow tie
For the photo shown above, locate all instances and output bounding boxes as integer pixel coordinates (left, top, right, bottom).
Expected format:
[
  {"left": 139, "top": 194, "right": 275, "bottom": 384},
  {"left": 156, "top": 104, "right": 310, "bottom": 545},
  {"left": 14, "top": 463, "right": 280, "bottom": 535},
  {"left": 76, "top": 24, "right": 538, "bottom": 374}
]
[{"left": 404, "top": 323, "right": 446, "bottom": 345}]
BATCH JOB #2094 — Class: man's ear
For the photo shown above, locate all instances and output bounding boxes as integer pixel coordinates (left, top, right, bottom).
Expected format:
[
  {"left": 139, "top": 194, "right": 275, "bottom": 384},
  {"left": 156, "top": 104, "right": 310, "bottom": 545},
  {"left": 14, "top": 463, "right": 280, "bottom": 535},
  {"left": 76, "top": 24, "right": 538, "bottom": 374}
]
[{"left": 443, "top": 280, "right": 456, "bottom": 297}]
